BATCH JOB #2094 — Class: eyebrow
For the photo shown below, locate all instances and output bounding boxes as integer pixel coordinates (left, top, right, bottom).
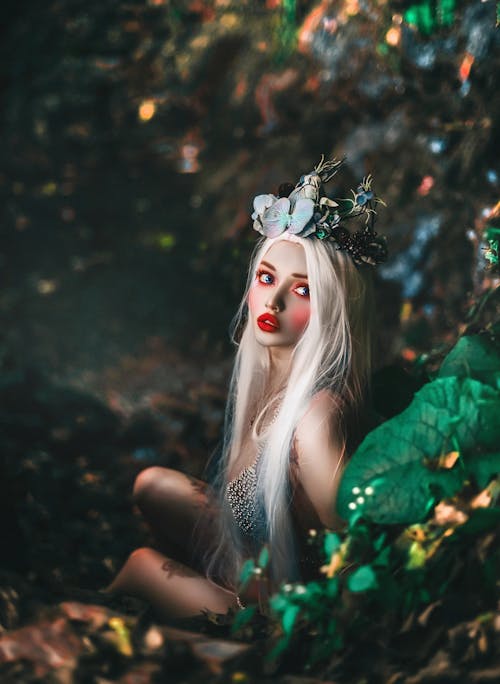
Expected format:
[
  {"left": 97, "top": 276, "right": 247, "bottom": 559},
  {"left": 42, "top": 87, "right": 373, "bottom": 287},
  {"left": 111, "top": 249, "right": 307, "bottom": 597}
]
[{"left": 259, "top": 260, "right": 308, "bottom": 280}]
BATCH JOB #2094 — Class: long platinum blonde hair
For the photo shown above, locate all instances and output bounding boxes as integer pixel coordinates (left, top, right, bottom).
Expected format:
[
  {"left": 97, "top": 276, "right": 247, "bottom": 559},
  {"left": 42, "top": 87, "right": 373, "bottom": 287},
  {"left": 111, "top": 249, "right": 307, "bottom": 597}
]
[{"left": 203, "top": 234, "right": 374, "bottom": 589}]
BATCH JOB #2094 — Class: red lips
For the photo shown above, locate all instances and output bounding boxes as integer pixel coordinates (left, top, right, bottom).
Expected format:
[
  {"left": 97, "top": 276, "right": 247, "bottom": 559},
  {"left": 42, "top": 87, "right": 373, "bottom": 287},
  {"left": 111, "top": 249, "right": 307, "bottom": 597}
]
[{"left": 257, "top": 313, "right": 280, "bottom": 332}]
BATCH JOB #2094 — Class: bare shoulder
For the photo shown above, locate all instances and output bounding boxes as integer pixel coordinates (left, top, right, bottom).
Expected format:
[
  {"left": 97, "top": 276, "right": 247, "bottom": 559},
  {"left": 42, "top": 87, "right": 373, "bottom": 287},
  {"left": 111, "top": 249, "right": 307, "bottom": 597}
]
[
  {"left": 295, "top": 389, "right": 342, "bottom": 444},
  {"left": 292, "top": 390, "right": 345, "bottom": 528},
  {"left": 309, "top": 388, "right": 340, "bottom": 412}
]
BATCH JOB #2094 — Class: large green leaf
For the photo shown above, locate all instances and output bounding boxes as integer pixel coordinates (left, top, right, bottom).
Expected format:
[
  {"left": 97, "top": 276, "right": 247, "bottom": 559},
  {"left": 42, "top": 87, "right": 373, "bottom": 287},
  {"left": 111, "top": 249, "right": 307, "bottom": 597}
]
[
  {"left": 463, "top": 452, "right": 500, "bottom": 489},
  {"left": 439, "top": 334, "right": 500, "bottom": 389},
  {"left": 336, "top": 377, "right": 500, "bottom": 524}
]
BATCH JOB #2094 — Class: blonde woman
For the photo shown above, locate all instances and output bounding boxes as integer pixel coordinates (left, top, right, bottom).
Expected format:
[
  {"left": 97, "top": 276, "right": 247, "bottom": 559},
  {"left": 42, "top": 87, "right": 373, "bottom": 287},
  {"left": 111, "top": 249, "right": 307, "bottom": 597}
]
[{"left": 106, "top": 156, "right": 387, "bottom": 618}]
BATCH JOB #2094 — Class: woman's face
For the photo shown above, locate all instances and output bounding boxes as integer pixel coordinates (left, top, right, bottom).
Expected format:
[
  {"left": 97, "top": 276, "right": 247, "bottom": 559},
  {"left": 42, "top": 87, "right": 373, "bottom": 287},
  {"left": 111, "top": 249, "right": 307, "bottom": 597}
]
[{"left": 248, "top": 240, "right": 311, "bottom": 350}]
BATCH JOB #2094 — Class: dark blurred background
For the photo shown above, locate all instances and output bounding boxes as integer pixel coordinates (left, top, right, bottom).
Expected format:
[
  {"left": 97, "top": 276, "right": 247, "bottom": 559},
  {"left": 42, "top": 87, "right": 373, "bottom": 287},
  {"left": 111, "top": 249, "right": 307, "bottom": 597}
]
[
  {"left": 0, "top": 0, "right": 499, "bottom": 661},
  {"left": 1, "top": 0, "right": 498, "bottom": 392}
]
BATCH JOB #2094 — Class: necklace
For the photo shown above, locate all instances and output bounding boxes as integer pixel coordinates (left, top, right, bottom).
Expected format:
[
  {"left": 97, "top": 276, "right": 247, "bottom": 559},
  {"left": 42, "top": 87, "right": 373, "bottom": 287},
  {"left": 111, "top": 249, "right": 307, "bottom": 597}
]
[{"left": 249, "top": 392, "right": 283, "bottom": 431}]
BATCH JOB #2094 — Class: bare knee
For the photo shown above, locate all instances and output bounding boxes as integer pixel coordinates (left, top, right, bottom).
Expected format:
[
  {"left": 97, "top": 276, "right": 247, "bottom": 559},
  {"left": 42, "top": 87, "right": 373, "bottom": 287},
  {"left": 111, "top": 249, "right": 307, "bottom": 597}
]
[
  {"left": 128, "top": 546, "right": 157, "bottom": 569},
  {"left": 133, "top": 466, "right": 175, "bottom": 505},
  {"left": 133, "top": 466, "right": 160, "bottom": 502},
  {"left": 105, "top": 546, "right": 157, "bottom": 594},
  {"left": 133, "top": 466, "right": 206, "bottom": 508}
]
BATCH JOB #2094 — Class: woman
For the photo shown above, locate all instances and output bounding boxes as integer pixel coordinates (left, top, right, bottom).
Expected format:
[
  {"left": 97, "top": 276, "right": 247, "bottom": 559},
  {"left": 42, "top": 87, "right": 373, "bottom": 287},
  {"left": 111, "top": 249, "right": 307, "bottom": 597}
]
[{"left": 106, "top": 156, "right": 387, "bottom": 618}]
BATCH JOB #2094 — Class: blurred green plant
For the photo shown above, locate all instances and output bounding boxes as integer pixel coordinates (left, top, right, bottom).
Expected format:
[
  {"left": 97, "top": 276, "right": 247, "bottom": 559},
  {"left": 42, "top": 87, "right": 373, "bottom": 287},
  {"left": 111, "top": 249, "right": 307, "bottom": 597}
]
[
  {"left": 273, "top": 0, "right": 298, "bottom": 63},
  {"left": 404, "top": 0, "right": 456, "bottom": 35},
  {"left": 485, "top": 225, "right": 499, "bottom": 271}
]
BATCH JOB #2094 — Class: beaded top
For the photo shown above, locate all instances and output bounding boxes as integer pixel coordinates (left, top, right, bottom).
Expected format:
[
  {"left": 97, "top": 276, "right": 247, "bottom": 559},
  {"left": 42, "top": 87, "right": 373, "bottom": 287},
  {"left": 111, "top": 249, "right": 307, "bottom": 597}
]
[
  {"left": 225, "top": 403, "right": 280, "bottom": 545},
  {"left": 225, "top": 449, "right": 266, "bottom": 544}
]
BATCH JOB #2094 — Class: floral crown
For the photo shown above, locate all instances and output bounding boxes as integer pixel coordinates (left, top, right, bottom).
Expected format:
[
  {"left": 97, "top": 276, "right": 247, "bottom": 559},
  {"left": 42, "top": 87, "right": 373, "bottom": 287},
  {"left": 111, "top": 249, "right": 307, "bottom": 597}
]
[{"left": 251, "top": 155, "right": 388, "bottom": 266}]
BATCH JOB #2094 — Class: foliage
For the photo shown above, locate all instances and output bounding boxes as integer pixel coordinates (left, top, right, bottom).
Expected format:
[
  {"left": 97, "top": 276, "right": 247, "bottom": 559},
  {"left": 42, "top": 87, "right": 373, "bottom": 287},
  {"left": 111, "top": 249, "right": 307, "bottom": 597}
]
[
  {"left": 336, "top": 376, "right": 499, "bottom": 523},
  {"left": 267, "top": 501, "right": 499, "bottom": 669},
  {"left": 485, "top": 225, "right": 500, "bottom": 270},
  {"left": 404, "top": 0, "right": 456, "bottom": 35},
  {"left": 273, "top": 0, "right": 298, "bottom": 63},
  {"left": 237, "top": 330, "right": 500, "bottom": 669},
  {"left": 336, "top": 331, "right": 500, "bottom": 524}
]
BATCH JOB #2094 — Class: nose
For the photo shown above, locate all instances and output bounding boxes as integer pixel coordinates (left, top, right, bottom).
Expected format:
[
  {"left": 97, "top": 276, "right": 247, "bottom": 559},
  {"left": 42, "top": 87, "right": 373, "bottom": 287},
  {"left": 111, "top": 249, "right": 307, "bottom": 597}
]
[{"left": 265, "top": 292, "right": 283, "bottom": 313}]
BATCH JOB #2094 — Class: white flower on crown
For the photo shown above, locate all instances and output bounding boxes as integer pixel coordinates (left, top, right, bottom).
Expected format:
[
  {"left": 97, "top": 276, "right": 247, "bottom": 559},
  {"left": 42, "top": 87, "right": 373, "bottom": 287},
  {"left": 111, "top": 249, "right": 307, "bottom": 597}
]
[{"left": 252, "top": 193, "right": 316, "bottom": 239}]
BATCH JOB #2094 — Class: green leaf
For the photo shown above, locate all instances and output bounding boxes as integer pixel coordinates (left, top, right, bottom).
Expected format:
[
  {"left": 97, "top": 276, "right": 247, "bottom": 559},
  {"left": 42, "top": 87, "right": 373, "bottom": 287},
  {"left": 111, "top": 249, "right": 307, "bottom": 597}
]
[
  {"left": 406, "top": 542, "right": 427, "bottom": 569},
  {"left": 267, "top": 635, "right": 291, "bottom": 662},
  {"left": 238, "top": 559, "right": 255, "bottom": 589},
  {"left": 404, "top": 0, "right": 456, "bottom": 35},
  {"left": 374, "top": 533, "right": 387, "bottom": 551},
  {"left": 257, "top": 545, "right": 269, "bottom": 569},
  {"left": 374, "top": 546, "right": 391, "bottom": 567},
  {"left": 282, "top": 604, "right": 300, "bottom": 636},
  {"left": 231, "top": 605, "right": 256, "bottom": 633},
  {"left": 304, "top": 582, "right": 323, "bottom": 599},
  {"left": 326, "top": 577, "right": 339, "bottom": 598},
  {"left": 269, "top": 594, "right": 288, "bottom": 613},
  {"left": 438, "top": 0, "right": 455, "bottom": 26},
  {"left": 439, "top": 335, "right": 500, "bottom": 390},
  {"left": 324, "top": 532, "right": 341, "bottom": 557},
  {"left": 337, "top": 377, "right": 500, "bottom": 524},
  {"left": 454, "top": 507, "right": 500, "bottom": 536},
  {"left": 347, "top": 565, "right": 378, "bottom": 592},
  {"left": 463, "top": 452, "right": 500, "bottom": 488}
]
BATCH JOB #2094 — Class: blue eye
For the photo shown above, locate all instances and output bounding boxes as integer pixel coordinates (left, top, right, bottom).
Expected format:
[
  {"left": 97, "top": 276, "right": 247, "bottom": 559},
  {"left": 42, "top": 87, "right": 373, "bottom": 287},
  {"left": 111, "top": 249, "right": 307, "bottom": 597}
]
[
  {"left": 295, "top": 284, "right": 309, "bottom": 297},
  {"left": 257, "top": 270, "right": 274, "bottom": 285}
]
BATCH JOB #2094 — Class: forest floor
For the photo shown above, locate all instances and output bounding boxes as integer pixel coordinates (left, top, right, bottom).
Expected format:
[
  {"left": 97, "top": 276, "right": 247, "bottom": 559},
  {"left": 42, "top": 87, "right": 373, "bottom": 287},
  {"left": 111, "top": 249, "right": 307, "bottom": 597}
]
[
  {"left": 1, "top": 339, "right": 499, "bottom": 683},
  {"left": 0, "top": 339, "right": 258, "bottom": 683}
]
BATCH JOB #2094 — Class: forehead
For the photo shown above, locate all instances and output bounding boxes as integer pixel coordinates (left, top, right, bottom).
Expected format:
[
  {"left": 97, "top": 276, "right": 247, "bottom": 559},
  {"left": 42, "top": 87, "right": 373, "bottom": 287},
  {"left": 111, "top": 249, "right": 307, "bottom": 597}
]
[{"left": 261, "top": 240, "right": 307, "bottom": 274}]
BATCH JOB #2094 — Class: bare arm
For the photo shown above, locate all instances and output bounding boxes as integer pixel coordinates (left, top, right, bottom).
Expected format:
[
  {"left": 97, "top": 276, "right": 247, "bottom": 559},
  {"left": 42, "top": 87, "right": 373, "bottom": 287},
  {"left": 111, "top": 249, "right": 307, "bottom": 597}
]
[{"left": 293, "top": 390, "right": 346, "bottom": 529}]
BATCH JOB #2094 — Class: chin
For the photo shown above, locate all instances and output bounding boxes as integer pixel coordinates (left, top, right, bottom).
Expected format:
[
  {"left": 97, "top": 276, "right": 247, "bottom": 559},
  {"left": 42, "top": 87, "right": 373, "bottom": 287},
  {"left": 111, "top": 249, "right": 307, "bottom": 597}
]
[
  {"left": 255, "top": 334, "right": 275, "bottom": 347},
  {"left": 255, "top": 331, "right": 294, "bottom": 349},
  {"left": 253, "top": 323, "right": 299, "bottom": 348}
]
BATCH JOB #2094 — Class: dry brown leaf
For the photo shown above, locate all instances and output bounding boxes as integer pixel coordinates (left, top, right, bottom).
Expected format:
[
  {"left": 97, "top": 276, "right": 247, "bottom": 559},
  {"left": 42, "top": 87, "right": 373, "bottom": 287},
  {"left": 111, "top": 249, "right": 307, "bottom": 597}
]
[
  {"left": 0, "top": 617, "right": 82, "bottom": 677},
  {"left": 417, "top": 600, "right": 443, "bottom": 627},
  {"left": 433, "top": 501, "right": 468, "bottom": 526},
  {"left": 60, "top": 601, "right": 111, "bottom": 630}
]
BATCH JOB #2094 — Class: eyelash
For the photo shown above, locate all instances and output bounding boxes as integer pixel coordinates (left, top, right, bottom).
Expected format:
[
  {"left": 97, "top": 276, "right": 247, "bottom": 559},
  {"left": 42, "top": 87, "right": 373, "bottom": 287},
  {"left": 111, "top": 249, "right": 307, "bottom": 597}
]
[
  {"left": 255, "top": 270, "right": 309, "bottom": 298},
  {"left": 295, "top": 284, "right": 309, "bottom": 298},
  {"left": 256, "top": 269, "right": 274, "bottom": 286}
]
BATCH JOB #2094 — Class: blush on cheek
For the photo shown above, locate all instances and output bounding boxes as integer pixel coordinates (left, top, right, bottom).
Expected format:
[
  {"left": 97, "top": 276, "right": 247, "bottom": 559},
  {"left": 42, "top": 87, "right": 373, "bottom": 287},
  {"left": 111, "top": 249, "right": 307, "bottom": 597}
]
[
  {"left": 291, "top": 306, "right": 311, "bottom": 333},
  {"left": 247, "top": 287, "right": 257, "bottom": 312}
]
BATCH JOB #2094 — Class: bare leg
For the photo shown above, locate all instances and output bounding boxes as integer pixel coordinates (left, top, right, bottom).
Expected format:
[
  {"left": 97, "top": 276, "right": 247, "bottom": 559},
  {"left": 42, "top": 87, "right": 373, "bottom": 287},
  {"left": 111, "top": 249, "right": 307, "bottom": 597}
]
[
  {"left": 106, "top": 547, "right": 238, "bottom": 619},
  {"left": 131, "top": 466, "right": 217, "bottom": 567},
  {"left": 104, "top": 466, "right": 232, "bottom": 618}
]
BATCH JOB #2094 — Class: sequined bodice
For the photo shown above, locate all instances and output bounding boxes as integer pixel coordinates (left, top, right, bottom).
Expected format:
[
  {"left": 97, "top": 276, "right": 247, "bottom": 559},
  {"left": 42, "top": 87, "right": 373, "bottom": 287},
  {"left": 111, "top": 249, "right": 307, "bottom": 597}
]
[{"left": 225, "top": 450, "right": 266, "bottom": 543}]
